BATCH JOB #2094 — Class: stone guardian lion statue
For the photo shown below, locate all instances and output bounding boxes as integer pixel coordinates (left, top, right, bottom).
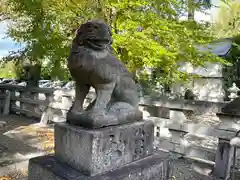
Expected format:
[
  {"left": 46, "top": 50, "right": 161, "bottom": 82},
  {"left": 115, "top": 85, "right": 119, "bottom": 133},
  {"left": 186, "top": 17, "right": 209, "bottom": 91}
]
[{"left": 66, "top": 20, "right": 142, "bottom": 128}]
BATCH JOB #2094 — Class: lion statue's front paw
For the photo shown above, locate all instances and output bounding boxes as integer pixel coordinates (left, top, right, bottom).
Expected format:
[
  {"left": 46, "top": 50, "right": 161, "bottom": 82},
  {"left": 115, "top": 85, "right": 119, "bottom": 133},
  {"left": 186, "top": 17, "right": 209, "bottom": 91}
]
[{"left": 67, "top": 110, "right": 119, "bottom": 128}]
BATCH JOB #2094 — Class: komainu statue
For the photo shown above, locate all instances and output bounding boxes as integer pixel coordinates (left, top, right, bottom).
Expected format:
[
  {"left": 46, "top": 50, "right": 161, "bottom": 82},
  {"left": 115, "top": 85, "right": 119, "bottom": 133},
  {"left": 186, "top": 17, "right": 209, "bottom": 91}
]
[{"left": 66, "top": 20, "right": 143, "bottom": 128}]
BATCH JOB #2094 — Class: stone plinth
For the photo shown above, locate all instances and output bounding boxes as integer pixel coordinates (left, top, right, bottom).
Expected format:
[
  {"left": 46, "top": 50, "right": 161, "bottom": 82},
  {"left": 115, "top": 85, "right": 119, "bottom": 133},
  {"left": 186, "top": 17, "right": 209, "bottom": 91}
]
[
  {"left": 28, "top": 152, "right": 170, "bottom": 180},
  {"left": 28, "top": 120, "right": 171, "bottom": 180},
  {"left": 54, "top": 121, "right": 154, "bottom": 176}
]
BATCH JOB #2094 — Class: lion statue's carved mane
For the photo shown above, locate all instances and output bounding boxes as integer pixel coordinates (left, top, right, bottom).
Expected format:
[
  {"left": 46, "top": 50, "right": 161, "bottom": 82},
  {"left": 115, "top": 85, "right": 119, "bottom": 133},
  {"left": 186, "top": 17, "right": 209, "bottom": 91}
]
[{"left": 66, "top": 20, "right": 142, "bottom": 128}]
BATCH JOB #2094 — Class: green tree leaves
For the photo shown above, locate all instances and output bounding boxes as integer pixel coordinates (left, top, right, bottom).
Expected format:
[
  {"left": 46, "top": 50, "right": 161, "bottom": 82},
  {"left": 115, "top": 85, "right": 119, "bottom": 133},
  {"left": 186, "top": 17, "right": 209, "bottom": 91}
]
[
  {"left": 213, "top": 2, "right": 240, "bottom": 38},
  {"left": 0, "top": 0, "right": 225, "bottom": 84}
]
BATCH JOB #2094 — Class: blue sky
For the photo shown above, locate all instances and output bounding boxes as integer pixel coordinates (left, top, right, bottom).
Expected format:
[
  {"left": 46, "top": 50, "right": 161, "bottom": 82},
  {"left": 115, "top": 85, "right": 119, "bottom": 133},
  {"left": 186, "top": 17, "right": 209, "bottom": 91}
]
[
  {"left": 0, "top": 21, "right": 22, "bottom": 58},
  {"left": 0, "top": 0, "right": 220, "bottom": 58}
]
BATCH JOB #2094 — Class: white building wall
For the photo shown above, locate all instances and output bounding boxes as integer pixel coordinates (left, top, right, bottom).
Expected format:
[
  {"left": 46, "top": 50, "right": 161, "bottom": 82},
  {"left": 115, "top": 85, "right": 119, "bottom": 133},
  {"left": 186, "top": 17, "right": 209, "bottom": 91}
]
[{"left": 172, "top": 62, "right": 225, "bottom": 102}]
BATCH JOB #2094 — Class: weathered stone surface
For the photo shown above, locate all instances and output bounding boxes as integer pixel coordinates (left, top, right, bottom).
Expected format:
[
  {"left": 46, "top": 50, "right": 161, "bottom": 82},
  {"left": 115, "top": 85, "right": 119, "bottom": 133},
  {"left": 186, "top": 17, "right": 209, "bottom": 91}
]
[
  {"left": 214, "top": 139, "right": 233, "bottom": 179},
  {"left": 54, "top": 121, "right": 154, "bottom": 176},
  {"left": 28, "top": 152, "right": 171, "bottom": 180},
  {"left": 3, "top": 90, "right": 10, "bottom": 115},
  {"left": 67, "top": 20, "right": 142, "bottom": 128},
  {"left": 230, "top": 137, "right": 240, "bottom": 148},
  {"left": 221, "top": 97, "right": 240, "bottom": 115},
  {"left": 0, "top": 121, "right": 6, "bottom": 129},
  {"left": 66, "top": 109, "right": 142, "bottom": 129}
]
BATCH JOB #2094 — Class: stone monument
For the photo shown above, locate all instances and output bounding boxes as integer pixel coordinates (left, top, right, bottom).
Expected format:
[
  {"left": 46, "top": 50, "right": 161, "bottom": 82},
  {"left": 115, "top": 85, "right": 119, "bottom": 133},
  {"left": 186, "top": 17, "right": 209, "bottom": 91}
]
[
  {"left": 227, "top": 83, "right": 240, "bottom": 101},
  {"left": 28, "top": 20, "right": 170, "bottom": 180},
  {"left": 222, "top": 83, "right": 240, "bottom": 115},
  {"left": 66, "top": 20, "right": 143, "bottom": 128}
]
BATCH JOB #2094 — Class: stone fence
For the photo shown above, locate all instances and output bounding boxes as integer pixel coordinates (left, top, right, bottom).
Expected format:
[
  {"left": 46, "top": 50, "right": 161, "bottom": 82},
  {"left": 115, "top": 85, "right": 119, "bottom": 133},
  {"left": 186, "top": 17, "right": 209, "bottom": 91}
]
[
  {"left": 0, "top": 84, "right": 239, "bottom": 177},
  {"left": 0, "top": 84, "right": 74, "bottom": 122}
]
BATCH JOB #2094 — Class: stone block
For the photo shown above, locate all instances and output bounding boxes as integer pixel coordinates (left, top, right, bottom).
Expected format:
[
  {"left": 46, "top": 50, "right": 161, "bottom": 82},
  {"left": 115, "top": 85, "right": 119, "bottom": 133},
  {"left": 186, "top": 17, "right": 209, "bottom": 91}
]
[
  {"left": 3, "top": 90, "right": 10, "bottom": 115},
  {"left": 28, "top": 153, "right": 171, "bottom": 180},
  {"left": 214, "top": 138, "right": 233, "bottom": 179},
  {"left": 169, "top": 110, "right": 187, "bottom": 123},
  {"left": 54, "top": 121, "right": 154, "bottom": 176}
]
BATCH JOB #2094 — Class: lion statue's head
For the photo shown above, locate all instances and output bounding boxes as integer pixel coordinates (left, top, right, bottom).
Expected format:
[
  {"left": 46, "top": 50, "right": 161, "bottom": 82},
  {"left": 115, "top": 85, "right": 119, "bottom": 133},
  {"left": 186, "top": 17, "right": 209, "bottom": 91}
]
[{"left": 74, "top": 20, "right": 113, "bottom": 51}]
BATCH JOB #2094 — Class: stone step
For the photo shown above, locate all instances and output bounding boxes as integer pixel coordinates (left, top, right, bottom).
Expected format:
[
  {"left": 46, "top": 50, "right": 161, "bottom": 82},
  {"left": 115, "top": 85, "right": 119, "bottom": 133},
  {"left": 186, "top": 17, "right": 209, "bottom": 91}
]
[
  {"left": 28, "top": 152, "right": 171, "bottom": 180},
  {"left": 148, "top": 116, "right": 240, "bottom": 166},
  {"left": 0, "top": 150, "right": 46, "bottom": 177},
  {"left": 0, "top": 159, "right": 29, "bottom": 177},
  {"left": 154, "top": 130, "right": 240, "bottom": 168},
  {"left": 148, "top": 117, "right": 218, "bottom": 150},
  {"left": 139, "top": 96, "right": 225, "bottom": 113},
  {"left": 154, "top": 139, "right": 216, "bottom": 163},
  {"left": 0, "top": 150, "right": 45, "bottom": 166},
  {"left": 146, "top": 116, "right": 238, "bottom": 139}
]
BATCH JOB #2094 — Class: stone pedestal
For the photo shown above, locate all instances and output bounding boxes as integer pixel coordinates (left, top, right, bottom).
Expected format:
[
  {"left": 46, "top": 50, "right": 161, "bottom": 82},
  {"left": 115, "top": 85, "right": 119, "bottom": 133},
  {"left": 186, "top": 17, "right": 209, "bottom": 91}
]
[{"left": 28, "top": 120, "right": 171, "bottom": 180}]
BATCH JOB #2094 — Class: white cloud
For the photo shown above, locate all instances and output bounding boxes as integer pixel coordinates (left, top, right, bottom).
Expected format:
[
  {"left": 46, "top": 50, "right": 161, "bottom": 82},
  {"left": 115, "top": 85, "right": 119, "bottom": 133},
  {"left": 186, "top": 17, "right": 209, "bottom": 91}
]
[
  {"left": 0, "top": 21, "right": 23, "bottom": 58},
  {"left": 0, "top": 49, "right": 11, "bottom": 59},
  {"left": 180, "top": 9, "right": 215, "bottom": 23},
  {"left": 0, "top": 21, "right": 8, "bottom": 32},
  {"left": 0, "top": 20, "right": 10, "bottom": 39},
  {"left": 195, "top": 10, "right": 212, "bottom": 22},
  {"left": 180, "top": 0, "right": 220, "bottom": 22}
]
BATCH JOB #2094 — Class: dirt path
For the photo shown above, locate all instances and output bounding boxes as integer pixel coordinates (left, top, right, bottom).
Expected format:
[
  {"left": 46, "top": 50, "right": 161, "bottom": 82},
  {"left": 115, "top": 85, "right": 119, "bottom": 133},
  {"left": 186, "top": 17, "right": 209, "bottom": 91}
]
[{"left": 0, "top": 115, "right": 54, "bottom": 179}]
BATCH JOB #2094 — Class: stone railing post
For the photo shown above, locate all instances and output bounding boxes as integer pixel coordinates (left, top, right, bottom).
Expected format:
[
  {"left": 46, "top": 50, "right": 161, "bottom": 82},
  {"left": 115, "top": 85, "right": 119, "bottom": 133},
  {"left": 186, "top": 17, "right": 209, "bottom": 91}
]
[
  {"left": 0, "top": 88, "right": 10, "bottom": 115},
  {"left": 31, "top": 91, "right": 39, "bottom": 116},
  {"left": 20, "top": 88, "right": 37, "bottom": 117},
  {"left": 3, "top": 90, "right": 10, "bottom": 115},
  {"left": 9, "top": 89, "right": 16, "bottom": 113},
  {"left": 60, "top": 93, "right": 73, "bottom": 121},
  {"left": 18, "top": 89, "right": 25, "bottom": 111},
  {"left": 39, "top": 92, "right": 54, "bottom": 125}
]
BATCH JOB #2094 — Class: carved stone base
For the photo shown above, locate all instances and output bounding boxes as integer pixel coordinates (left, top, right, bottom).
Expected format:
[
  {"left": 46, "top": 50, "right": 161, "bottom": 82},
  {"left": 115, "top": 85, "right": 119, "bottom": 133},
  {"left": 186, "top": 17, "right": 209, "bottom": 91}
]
[
  {"left": 28, "top": 153, "right": 171, "bottom": 180},
  {"left": 66, "top": 108, "right": 143, "bottom": 129},
  {"left": 54, "top": 121, "right": 154, "bottom": 176}
]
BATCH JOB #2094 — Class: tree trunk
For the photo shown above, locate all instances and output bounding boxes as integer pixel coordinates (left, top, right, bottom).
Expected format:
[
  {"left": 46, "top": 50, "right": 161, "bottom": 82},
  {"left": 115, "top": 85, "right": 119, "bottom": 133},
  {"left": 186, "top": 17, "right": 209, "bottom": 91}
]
[
  {"left": 24, "top": 64, "right": 41, "bottom": 88},
  {"left": 188, "top": 0, "right": 195, "bottom": 20}
]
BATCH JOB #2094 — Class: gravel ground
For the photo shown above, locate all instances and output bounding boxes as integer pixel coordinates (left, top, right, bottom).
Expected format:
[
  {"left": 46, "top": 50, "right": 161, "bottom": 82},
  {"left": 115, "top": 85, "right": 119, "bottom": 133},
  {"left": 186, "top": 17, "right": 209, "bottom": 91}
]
[
  {"left": 16, "top": 158, "right": 239, "bottom": 180},
  {"left": 169, "top": 157, "right": 240, "bottom": 180},
  {"left": 3, "top": 154, "right": 240, "bottom": 180},
  {"left": 171, "top": 159, "right": 213, "bottom": 180}
]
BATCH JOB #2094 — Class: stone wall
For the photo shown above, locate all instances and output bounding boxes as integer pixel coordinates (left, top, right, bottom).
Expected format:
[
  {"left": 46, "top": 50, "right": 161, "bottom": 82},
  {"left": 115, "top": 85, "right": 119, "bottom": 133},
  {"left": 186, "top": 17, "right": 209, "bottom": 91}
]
[
  {"left": 139, "top": 96, "right": 240, "bottom": 167},
  {"left": 0, "top": 84, "right": 239, "bottom": 167}
]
